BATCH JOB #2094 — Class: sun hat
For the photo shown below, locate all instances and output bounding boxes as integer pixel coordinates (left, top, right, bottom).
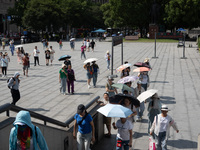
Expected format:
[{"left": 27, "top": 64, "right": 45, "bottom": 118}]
[
  {"left": 161, "top": 105, "right": 170, "bottom": 111},
  {"left": 108, "top": 76, "right": 114, "bottom": 81},
  {"left": 144, "top": 58, "right": 149, "bottom": 62},
  {"left": 137, "top": 80, "right": 142, "bottom": 84},
  {"left": 62, "top": 64, "right": 66, "bottom": 68},
  {"left": 106, "top": 51, "right": 109, "bottom": 53},
  {"left": 152, "top": 93, "right": 160, "bottom": 99},
  {"left": 77, "top": 104, "right": 86, "bottom": 114}
]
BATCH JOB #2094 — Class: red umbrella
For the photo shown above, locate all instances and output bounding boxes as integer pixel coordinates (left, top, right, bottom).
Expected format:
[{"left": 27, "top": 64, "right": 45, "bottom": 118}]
[{"left": 133, "top": 67, "right": 150, "bottom": 72}]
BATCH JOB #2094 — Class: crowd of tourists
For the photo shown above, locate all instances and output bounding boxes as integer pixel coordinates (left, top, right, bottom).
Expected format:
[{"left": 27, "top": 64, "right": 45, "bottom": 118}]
[{"left": 1, "top": 38, "right": 179, "bottom": 150}]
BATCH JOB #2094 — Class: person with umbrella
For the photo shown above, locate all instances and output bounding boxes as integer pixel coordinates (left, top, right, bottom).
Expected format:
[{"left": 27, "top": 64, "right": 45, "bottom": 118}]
[
  {"left": 84, "top": 62, "right": 93, "bottom": 89},
  {"left": 59, "top": 64, "right": 68, "bottom": 95},
  {"left": 112, "top": 117, "right": 133, "bottom": 150},
  {"left": 105, "top": 76, "right": 118, "bottom": 97},
  {"left": 70, "top": 38, "right": 75, "bottom": 50},
  {"left": 91, "top": 61, "right": 99, "bottom": 87},
  {"left": 134, "top": 81, "right": 145, "bottom": 121},
  {"left": 64, "top": 57, "right": 71, "bottom": 69},
  {"left": 150, "top": 105, "right": 179, "bottom": 150},
  {"left": 73, "top": 104, "right": 95, "bottom": 150},
  {"left": 121, "top": 61, "right": 130, "bottom": 78}
]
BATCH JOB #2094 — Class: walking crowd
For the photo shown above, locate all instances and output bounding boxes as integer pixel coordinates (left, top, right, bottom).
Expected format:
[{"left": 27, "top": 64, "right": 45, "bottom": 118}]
[{"left": 1, "top": 38, "right": 179, "bottom": 150}]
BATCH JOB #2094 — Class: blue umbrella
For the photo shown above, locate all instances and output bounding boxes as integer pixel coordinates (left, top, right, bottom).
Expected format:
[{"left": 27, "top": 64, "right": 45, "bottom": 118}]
[
  {"left": 177, "top": 28, "right": 186, "bottom": 31},
  {"left": 58, "top": 55, "right": 71, "bottom": 61},
  {"left": 97, "top": 104, "right": 133, "bottom": 118},
  {"left": 92, "top": 28, "right": 106, "bottom": 33}
]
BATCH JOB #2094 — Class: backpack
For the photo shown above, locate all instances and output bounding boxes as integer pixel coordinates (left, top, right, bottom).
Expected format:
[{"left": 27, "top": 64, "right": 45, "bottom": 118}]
[{"left": 7, "top": 77, "right": 15, "bottom": 89}]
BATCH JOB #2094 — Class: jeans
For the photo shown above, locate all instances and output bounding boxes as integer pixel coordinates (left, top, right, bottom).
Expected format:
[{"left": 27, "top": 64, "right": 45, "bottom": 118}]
[
  {"left": 141, "top": 83, "right": 147, "bottom": 91},
  {"left": 116, "top": 138, "right": 130, "bottom": 150},
  {"left": 11, "top": 89, "right": 20, "bottom": 105},
  {"left": 81, "top": 52, "right": 86, "bottom": 59},
  {"left": 155, "top": 131, "right": 167, "bottom": 150},
  {"left": 10, "top": 47, "right": 14, "bottom": 56},
  {"left": 77, "top": 132, "right": 92, "bottom": 150},
  {"left": 107, "top": 60, "right": 110, "bottom": 69},
  {"left": 67, "top": 80, "right": 74, "bottom": 93},
  {"left": 93, "top": 72, "right": 98, "bottom": 86},
  {"left": 136, "top": 101, "right": 145, "bottom": 118},
  {"left": 60, "top": 78, "right": 67, "bottom": 94},
  {"left": 34, "top": 57, "right": 39, "bottom": 66}
]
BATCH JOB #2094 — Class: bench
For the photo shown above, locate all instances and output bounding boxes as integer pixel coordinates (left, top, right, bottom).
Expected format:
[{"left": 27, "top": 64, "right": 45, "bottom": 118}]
[{"left": 125, "top": 35, "right": 139, "bottom": 40}]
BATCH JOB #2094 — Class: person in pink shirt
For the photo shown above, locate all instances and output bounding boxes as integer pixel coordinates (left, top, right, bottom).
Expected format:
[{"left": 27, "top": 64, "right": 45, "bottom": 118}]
[{"left": 81, "top": 45, "right": 86, "bottom": 59}]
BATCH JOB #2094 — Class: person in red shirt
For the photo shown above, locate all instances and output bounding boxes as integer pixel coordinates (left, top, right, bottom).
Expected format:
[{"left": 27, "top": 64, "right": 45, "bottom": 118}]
[{"left": 22, "top": 53, "right": 29, "bottom": 77}]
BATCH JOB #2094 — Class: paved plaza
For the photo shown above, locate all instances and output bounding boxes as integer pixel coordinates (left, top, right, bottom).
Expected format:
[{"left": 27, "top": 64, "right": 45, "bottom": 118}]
[{"left": 0, "top": 40, "right": 199, "bottom": 149}]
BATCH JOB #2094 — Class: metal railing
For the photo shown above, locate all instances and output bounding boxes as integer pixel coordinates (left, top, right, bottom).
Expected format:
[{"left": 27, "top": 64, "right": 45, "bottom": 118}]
[
  {"left": 65, "top": 96, "right": 100, "bottom": 127},
  {"left": 0, "top": 96, "right": 100, "bottom": 128}
]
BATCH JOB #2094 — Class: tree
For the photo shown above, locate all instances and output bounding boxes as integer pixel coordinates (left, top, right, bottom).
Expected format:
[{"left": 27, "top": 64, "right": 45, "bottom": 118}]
[
  {"left": 165, "top": 0, "right": 200, "bottom": 29},
  {"left": 7, "top": 0, "right": 29, "bottom": 27},
  {"left": 22, "top": 0, "right": 63, "bottom": 32}
]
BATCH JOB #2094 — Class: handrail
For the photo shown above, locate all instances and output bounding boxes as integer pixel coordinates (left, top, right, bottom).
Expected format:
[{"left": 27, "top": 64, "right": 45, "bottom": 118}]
[
  {"left": 0, "top": 96, "right": 100, "bottom": 128},
  {"left": 65, "top": 96, "right": 100, "bottom": 127}
]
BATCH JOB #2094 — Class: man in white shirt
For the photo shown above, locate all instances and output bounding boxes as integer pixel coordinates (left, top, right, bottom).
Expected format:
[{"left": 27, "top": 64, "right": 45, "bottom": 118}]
[{"left": 33, "top": 46, "right": 40, "bottom": 66}]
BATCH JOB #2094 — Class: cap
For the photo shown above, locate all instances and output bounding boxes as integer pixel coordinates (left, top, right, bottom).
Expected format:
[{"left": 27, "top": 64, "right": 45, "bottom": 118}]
[{"left": 77, "top": 104, "right": 85, "bottom": 114}]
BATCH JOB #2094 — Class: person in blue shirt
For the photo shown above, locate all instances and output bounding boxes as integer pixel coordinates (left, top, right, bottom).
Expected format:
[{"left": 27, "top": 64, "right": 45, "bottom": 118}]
[
  {"left": 73, "top": 104, "right": 95, "bottom": 150},
  {"left": 9, "top": 110, "right": 49, "bottom": 150}
]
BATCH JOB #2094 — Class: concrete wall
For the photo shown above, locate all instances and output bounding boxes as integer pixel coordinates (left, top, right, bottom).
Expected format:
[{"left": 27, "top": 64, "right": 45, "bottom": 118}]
[{"left": 0, "top": 112, "right": 104, "bottom": 150}]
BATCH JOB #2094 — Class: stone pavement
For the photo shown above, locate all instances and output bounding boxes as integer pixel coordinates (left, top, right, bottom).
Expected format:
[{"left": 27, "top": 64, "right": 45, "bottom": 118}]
[{"left": 0, "top": 40, "right": 199, "bottom": 150}]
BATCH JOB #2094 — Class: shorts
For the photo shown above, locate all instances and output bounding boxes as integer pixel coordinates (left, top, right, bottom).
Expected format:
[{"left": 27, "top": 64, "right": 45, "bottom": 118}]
[
  {"left": 46, "top": 56, "right": 50, "bottom": 59},
  {"left": 23, "top": 65, "right": 28, "bottom": 71},
  {"left": 86, "top": 73, "right": 92, "bottom": 79},
  {"left": 103, "top": 116, "right": 111, "bottom": 125}
]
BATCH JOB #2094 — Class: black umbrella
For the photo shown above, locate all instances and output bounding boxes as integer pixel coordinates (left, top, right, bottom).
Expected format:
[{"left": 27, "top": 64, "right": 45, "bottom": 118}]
[
  {"left": 109, "top": 94, "right": 140, "bottom": 107},
  {"left": 58, "top": 55, "right": 71, "bottom": 61},
  {"left": 134, "top": 62, "right": 150, "bottom": 68}
]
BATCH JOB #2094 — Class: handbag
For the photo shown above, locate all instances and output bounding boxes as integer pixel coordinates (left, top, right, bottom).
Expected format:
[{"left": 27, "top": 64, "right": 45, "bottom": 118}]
[{"left": 149, "top": 136, "right": 156, "bottom": 150}]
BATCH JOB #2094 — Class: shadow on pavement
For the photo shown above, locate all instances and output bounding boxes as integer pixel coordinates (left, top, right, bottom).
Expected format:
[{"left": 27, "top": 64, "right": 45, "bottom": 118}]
[
  {"left": 74, "top": 92, "right": 93, "bottom": 95},
  {"left": 168, "top": 139, "right": 197, "bottom": 149},
  {"left": 96, "top": 85, "right": 105, "bottom": 88},
  {"left": 160, "top": 96, "right": 175, "bottom": 100},
  {"left": 161, "top": 100, "right": 176, "bottom": 104},
  {"left": 28, "top": 108, "right": 50, "bottom": 112},
  {"left": 133, "top": 132, "right": 149, "bottom": 139},
  {"left": 0, "top": 78, "right": 7, "bottom": 81},
  {"left": 75, "top": 80, "right": 87, "bottom": 82},
  {"left": 30, "top": 75, "right": 46, "bottom": 77},
  {"left": 150, "top": 81, "right": 169, "bottom": 83}
]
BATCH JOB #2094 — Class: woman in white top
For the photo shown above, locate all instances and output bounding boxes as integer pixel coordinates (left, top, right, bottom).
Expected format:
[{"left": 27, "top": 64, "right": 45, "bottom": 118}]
[
  {"left": 150, "top": 105, "right": 179, "bottom": 150},
  {"left": 49, "top": 46, "right": 55, "bottom": 65}
]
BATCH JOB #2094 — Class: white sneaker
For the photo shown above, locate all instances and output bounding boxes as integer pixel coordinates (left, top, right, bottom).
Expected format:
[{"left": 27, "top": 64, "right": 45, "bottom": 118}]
[
  {"left": 63, "top": 93, "right": 67, "bottom": 95},
  {"left": 88, "top": 85, "right": 91, "bottom": 89}
]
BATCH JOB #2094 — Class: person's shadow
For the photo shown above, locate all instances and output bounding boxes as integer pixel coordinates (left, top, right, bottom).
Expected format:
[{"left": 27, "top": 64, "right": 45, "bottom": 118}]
[{"left": 168, "top": 139, "right": 197, "bottom": 149}]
